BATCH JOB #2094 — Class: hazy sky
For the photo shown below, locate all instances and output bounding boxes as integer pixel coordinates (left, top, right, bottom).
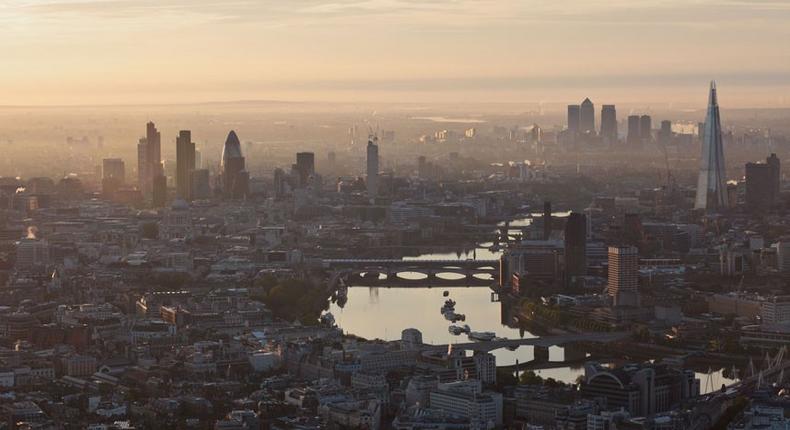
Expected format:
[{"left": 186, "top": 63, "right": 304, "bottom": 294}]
[{"left": 2, "top": 0, "right": 790, "bottom": 106}]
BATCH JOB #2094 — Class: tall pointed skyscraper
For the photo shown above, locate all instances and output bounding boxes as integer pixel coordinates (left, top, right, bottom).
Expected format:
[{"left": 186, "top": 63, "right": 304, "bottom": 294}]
[{"left": 695, "top": 82, "right": 728, "bottom": 210}]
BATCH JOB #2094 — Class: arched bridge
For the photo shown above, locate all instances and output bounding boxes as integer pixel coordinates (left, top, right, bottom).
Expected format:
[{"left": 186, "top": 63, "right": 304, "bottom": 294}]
[
  {"left": 322, "top": 258, "right": 499, "bottom": 285},
  {"left": 426, "top": 331, "right": 632, "bottom": 353}
]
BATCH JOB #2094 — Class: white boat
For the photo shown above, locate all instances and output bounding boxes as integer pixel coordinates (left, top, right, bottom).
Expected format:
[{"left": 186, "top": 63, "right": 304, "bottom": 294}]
[{"left": 468, "top": 331, "right": 496, "bottom": 342}]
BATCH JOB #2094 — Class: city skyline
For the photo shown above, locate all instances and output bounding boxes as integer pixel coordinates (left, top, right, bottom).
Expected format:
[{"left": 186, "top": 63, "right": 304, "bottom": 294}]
[{"left": 1, "top": 0, "right": 789, "bottom": 106}]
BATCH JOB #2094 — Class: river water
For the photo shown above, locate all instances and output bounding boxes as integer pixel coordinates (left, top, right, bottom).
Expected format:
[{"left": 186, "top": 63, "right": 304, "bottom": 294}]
[{"left": 328, "top": 215, "right": 736, "bottom": 392}]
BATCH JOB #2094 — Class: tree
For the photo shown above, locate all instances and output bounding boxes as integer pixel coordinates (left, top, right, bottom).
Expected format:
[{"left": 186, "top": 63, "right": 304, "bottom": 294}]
[
  {"left": 141, "top": 222, "right": 159, "bottom": 239},
  {"left": 519, "top": 371, "right": 543, "bottom": 385}
]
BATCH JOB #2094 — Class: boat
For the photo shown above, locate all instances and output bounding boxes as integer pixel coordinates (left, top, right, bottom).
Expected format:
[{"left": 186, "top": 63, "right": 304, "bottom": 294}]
[
  {"left": 443, "top": 312, "right": 466, "bottom": 323},
  {"left": 468, "top": 331, "right": 496, "bottom": 342},
  {"left": 440, "top": 299, "right": 456, "bottom": 314},
  {"left": 449, "top": 324, "right": 471, "bottom": 335}
]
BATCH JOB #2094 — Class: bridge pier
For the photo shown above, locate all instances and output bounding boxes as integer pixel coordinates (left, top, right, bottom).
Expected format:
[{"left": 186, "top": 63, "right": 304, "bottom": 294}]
[
  {"left": 534, "top": 345, "right": 550, "bottom": 363},
  {"left": 564, "top": 342, "right": 587, "bottom": 362}
]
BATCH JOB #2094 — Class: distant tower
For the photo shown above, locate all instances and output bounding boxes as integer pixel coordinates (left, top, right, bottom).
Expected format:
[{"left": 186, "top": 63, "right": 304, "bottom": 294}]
[
  {"left": 639, "top": 115, "right": 652, "bottom": 142},
  {"left": 580, "top": 98, "right": 595, "bottom": 134},
  {"left": 137, "top": 121, "right": 161, "bottom": 195},
  {"left": 567, "top": 105, "right": 581, "bottom": 134},
  {"left": 176, "top": 130, "right": 196, "bottom": 201},
  {"left": 600, "top": 105, "right": 617, "bottom": 143},
  {"left": 295, "top": 152, "right": 315, "bottom": 187},
  {"left": 366, "top": 134, "right": 379, "bottom": 201},
  {"left": 137, "top": 138, "right": 148, "bottom": 193},
  {"left": 694, "top": 82, "right": 728, "bottom": 210},
  {"left": 564, "top": 212, "right": 587, "bottom": 288},
  {"left": 627, "top": 115, "right": 641, "bottom": 146},
  {"left": 659, "top": 120, "right": 673, "bottom": 144},
  {"left": 152, "top": 175, "right": 167, "bottom": 207},
  {"left": 767, "top": 153, "right": 781, "bottom": 203},
  {"left": 221, "top": 130, "right": 248, "bottom": 199},
  {"left": 543, "top": 201, "right": 552, "bottom": 240}
]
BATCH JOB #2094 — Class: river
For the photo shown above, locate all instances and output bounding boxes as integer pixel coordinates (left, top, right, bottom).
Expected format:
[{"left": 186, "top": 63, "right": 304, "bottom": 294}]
[{"left": 328, "top": 215, "right": 736, "bottom": 392}]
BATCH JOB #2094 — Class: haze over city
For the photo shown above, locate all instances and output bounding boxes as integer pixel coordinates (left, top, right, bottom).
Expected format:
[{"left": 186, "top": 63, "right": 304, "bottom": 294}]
[
  {"left": 2, "top": 0, "right": 790, "bottom": 106},
  {"left": 3, "top": 1, "right": 790, "bottom": 429}
]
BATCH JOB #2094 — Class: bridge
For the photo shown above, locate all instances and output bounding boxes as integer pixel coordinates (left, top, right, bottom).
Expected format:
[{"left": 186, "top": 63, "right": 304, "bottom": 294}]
[
  {"left": 323, "top": 258, "right": 499, "bottom": 285},
  {"left": 426, "top": 331, "right": 631, "bottom": 353}
]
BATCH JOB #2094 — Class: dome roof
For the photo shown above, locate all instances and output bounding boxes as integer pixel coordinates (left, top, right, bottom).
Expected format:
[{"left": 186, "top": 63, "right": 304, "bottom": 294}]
[{"left": 221, "top": 130, "right": 243, "bottom": 167}]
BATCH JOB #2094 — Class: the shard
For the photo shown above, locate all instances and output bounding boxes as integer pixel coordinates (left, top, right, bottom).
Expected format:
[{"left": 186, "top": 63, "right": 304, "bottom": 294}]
[{"left": 694, "top": 81, "right": 728, "bottom": 210}]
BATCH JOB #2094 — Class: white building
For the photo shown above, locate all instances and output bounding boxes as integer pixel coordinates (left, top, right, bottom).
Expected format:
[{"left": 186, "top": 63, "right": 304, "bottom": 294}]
[
  {"left": 761, "top": 296, "right": 790, "bottom": 325},
  {"left": 429, "top": 380, "right": 502, "bottom": 430}
]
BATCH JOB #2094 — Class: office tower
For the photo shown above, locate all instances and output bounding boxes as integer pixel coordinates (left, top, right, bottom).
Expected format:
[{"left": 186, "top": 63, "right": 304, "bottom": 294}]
[
  {"left": 190, "top": 169, "right": 211, "bottom": 200},
  {"left": 777, "top": 240, "right": 790, "bottom": 275},
  {"left": 659, "top": 120, "right": 672, "bottom": 144},
  {"left": 176, "top": 130, "right": 196, "bottom": 201},
  {"left": 294, "top": 152, "right": 315, "bottom": 187},
  {"left": 137, "top": 138, "right": 148, "bottom": 192},
  {"left": 102, "top": 158, "right": 125, "bottom": 195},
  {"left": 194, "top": 149, "right": 202, "bottom": 170},
  {"left": 580, "top": 98, "right": 595, "bottom": 134},
  {"left": 767, "top": 153, "right": 781, "bottom": 202},
  {"left": 273, "top": 168, "right": 287, "bottom": 199},
  {"left": 146, "top": 122, "right": 162, "bottom": 191},
  {"left": 152, "top": 175, "right": 167, "bottom": 207},
  {"left": 694, "top": 82, "right": 728, "bottom": 210},
  {"left": 623, "top": 213, "right": 644, "bottom": 249},
  {"left": 600, "top": 105, "right": 617, "bottom": 142},
  {"left": 543, "top": 201, "right": 552, "bottom": 240},
  {"left": 627, "top": 115, "right": 641, "bottom": 145},
  {"left": 146, "top": 122, "right": 161, "bottom": 176},
  {"left": 639, "top": 115, "right": 652, "bottom": 142},
  {"left": 564, "top": 212, "right": 587, "bottom": 287},
  {"left": 745, "top": 162, "right": 774, "bottom": 210},
  {"left": 608, "top": 246, "right": 639, "bottom": 306},
  {"left": 366, "top": 134, "right": 379, "bottom": 200},
  {"left": 567, "top": 105, "right": 580, "bottom": 134},
  {"left": 137, "top": 122, "right": 161, "bottom": 195},
  {"left": 221, "top": 130, "right": 248, "bottom": 198}
]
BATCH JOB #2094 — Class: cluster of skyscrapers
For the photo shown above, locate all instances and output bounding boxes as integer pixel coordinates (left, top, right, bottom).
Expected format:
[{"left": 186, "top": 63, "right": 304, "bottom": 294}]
[
  {"left": 566, "top": 99, "right": 657, "bottom": 146},
  {"left": 134, "top": 124, "right": 249, "bottom": 206}
]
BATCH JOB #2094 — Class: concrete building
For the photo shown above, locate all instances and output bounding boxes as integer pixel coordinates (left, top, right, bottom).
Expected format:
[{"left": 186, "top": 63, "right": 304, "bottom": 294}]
[
  {"left": 608, "top": 246, "right": 639, "bottom": 306},
  {"left": 176, "top": 130, "right": 196, "bottom": 201},
  {"left": 429, "top": 380, "right": 502, "bottom": 430}
]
